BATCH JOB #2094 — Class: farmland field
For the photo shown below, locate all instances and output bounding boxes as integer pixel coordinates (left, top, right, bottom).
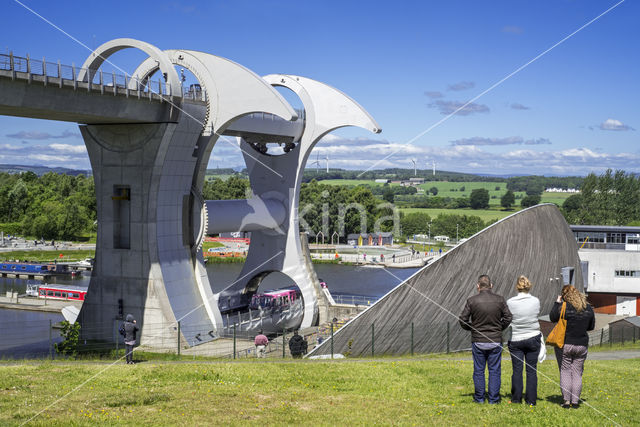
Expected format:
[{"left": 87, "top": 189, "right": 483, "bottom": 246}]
[
  {"left": 320, "top": 179, "right": 575, "bottom": 207},
  {"left": 541, "top": 191, "right": 575, "bottom": 205},
  {"left": 398, "top": 208, "right": 514, "bottom": 222}
]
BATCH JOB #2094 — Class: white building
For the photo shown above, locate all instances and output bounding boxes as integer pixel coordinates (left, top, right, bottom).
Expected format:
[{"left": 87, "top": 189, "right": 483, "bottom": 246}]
[{"left": 572, "top": 225, "right": 640, "bottom": 316}]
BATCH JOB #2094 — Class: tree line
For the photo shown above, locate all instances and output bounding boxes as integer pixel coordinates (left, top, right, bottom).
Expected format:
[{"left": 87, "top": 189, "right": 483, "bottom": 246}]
[
  {"left": 1, "top": 169, "right": 635, "bottom": 242},
  {"left": 0, "top": 171, "right": 95, "bottom": 240},
  {"left": 562, "top": 170, "right": 640, "bottom": 226}
]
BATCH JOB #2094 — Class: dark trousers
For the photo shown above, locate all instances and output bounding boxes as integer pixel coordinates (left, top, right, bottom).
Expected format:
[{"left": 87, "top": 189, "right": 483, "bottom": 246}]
[
  {"left": 471, "top": 343, "right": 502, "bottom": 403},
  {"left": 125, "top": 344, "right": 134, "bottom": 363},
  {"left": 508, "top": 334, "right": 541, "bottom": 405}
]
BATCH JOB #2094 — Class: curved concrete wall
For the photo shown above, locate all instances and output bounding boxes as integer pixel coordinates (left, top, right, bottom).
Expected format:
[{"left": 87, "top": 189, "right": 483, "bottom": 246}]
[{"left": 309, "top": 204, "right": 583, "bottom": 357}]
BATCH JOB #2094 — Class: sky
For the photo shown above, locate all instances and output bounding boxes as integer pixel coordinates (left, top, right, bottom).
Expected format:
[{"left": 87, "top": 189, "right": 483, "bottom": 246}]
[{"left": 0, "top": 0, "right": 638, "bottom": 176}]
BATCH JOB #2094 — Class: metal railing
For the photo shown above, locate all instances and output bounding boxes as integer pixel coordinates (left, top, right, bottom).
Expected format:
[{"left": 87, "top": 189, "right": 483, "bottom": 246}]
[
  {"left": 331, "top": 294, "right": 379, "bottom": 306},
  {"left": 0, "top": 52, "right": 207, "bottom": 101}
]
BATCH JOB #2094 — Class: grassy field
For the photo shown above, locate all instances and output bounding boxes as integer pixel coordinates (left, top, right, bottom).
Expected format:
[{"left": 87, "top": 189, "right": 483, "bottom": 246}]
[
  {"left": 0, "top": 353, "right": 637, "bottom": 425},
  {"left": 399, "top": 208, "right": 514, "bottom": 222},
  {"left": 320, "top": 180, "right": 573, "bottom": 207},
  {"left": 0, "top": 250, "right": 95, "bottom": 263},
  {"left": 540, "top": 192, "right": 574, "bottom": 206}
]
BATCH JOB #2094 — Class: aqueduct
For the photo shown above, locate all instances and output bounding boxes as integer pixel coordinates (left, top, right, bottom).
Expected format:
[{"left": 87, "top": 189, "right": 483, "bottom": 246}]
[{"left": 0, "top": 38, "right": 380, "bottom": 347}]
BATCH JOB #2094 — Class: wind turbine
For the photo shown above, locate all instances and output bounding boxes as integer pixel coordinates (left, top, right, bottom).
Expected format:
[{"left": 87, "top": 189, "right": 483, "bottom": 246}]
[
  {"left": 310, "top": 152, "right": 320, "bottom": 173},
  {"left": 411, "top": 158, "right": 417, "bottom": 176},
  {"left": 325, "top": 155, "right": 329, "bottom": 173},
  {"left": 432, "top": 160, "right": 436, "bottom": 176}
]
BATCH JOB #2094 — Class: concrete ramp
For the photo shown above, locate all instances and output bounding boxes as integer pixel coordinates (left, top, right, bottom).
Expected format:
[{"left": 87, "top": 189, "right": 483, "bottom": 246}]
[{"left": 308, "top": 204, "right": 583, "bottom": 357}]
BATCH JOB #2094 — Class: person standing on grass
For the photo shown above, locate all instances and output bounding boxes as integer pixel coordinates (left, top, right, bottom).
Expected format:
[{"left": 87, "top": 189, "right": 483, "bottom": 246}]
[
  {"left": 289, "top": 330, "right": 306, "bottom": 358},
  {"left": 254, "top": 330, "right": 269, "bottom": 358},
  {"left": 459, "top": 274, "right": 512, "bottom": 404},
  {"left": 506, "top": 275, "right": 542, "bottom": 406},
  {"left": 121, "top": 314, "right": 139, "bottom": 365},
  {"left": 550, "top": 285, "right": 595, "bottom": 409}
]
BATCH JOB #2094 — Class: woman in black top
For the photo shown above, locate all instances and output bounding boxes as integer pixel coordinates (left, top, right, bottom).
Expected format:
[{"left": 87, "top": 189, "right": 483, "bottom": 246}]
[{"left": 549, "top": 285, "right": 595, "bottom": 408}]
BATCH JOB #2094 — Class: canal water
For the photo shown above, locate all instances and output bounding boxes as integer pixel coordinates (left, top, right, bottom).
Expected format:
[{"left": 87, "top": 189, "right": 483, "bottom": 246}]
[{"left": 0, "top": 263, "right": 420, "bottom": 357}]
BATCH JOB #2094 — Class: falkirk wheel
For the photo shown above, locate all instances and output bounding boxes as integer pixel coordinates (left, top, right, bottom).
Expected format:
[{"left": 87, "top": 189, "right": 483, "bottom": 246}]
[{"left": 75, "top": 38, "right": 381, "bottom": 348}]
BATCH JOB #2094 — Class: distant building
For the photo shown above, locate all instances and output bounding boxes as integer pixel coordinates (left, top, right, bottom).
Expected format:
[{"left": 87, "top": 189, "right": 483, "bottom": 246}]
[
  {"left": 347, "top": 232, "right": 393, "bottom": 246},
  {"left": 545, "top": 188, "right": 580, "bottom": 193},
  {"left": 608, "top": 316, "right": 640, "bottom": 343},
  {"left": 571, "top": 225, "right": 640, "bottom": 316},
  {"left": 375, "top": 179, "right": 390, "bottom": 184}
]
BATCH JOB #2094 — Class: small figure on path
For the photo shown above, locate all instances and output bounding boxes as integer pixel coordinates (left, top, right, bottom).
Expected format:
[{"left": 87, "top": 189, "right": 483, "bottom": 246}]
[
  {"left": 254, "top": 330, "right": 269, "bottom": 358},
  {"left": 120, "top": 314, "right": 139, "bottom": 365},
  {"left": 459, "top": 275, "right": 512, "bottom": 404}
]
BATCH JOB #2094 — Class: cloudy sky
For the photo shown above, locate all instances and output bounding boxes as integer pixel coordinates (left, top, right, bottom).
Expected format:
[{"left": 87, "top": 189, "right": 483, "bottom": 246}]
[{"left": 0, "top": 1, "right": 637, "bottom": 176}]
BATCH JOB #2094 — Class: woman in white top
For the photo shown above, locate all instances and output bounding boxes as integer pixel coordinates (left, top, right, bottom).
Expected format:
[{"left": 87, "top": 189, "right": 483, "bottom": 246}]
[{"left": 506, "top": 275, "right": 542, "bottom": 406}]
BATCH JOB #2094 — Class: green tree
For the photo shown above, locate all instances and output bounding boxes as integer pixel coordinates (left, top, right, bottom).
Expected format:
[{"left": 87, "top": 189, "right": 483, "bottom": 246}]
[
  {"left": 382, "top": 186, "right": 394, "bottom": 203},
  {"left": 55, "top": 321, "right": 81, "bottom": 358},
  {"left": 429, "top": 186, "right": 438, "bottom": 196},
  {"left": 521, "top": 194, "right": 541, "bottom": 208},
  {"left": 8, "top": 179, "right": 29, "bottom": 221},
  {"left": 469, "top": 188, "right": 489, "bottom": 209},
  {"left": 400, "top": 212, "right": 431, "bottom": 237},
  {"left": 562, "top": 194, "right": 584, "bottom": 224},
  {"left": 500, "top": 190, "right": 515, "bottom": 210}
]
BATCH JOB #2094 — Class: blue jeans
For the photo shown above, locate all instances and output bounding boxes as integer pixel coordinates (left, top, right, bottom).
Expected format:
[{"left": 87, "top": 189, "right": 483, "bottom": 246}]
[
  {"left": 508, "top": 334, "right": 541, "bottom": 405},
  {"left": 471, "top": 342, "right": 502, "bottom": 403}
]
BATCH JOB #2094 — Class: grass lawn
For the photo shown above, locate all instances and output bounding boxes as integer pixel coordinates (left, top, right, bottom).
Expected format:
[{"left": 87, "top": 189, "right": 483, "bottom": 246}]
[
  {"left": 399, "top": 208, "right": 515, "bottom": 222},
  {"left": 0, "top": 354, "right": 637, "bottom": 425},
  {"left": 202, "top": 241, "right": 225, "bottom": 251},
  {"left": 540, "top": 192, "right": 574, "bottom": 206},
  {"left": 0, "top": 249, "right": 95, "bottom": 263}
]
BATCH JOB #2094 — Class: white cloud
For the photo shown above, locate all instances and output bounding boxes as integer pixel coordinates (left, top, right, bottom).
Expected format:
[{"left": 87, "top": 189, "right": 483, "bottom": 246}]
[
  {"left": 599, "top": 118, "right": 633, "bottom": 131},
  {"left": 49, "top": 144, "right": 88, "bottom": 154},
  {"left": 304, "top": 136, "right": 640, "bottom": 175},
  {"left": 429, "top": 100, "right": 490, "bottom": 116}
]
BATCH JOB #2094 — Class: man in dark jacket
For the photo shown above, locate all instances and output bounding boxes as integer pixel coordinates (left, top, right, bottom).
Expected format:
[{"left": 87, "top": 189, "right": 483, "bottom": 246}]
[
  {"left": 289, "top": 330, "right": 306, "bottom": 358},
  {"left": 459, "top": 275, "right": 512, "bottom": 403},
  {"left": 121, "top": 314, "right": 139, "bottom": 365}
]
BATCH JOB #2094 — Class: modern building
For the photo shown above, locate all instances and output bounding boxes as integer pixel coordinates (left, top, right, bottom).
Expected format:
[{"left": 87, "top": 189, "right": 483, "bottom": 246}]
[{"left": 571, "top": 225, "right": 640, "bottom": 316}]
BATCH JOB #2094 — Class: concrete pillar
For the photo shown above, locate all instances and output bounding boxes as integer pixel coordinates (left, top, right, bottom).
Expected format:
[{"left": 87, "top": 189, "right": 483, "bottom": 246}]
[{"left": 78, "top": 102, "right": 218, "bottom": 347}]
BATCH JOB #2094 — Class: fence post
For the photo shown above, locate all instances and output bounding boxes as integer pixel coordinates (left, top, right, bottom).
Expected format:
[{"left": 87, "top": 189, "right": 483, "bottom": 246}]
[
  {"left": 177, "top": 321, "right": 181, "bottom": 356},
  {"left": 446, "top": 322, "right": 450, "bottom": 354},
  {"left": 410, "top": 322, "right": 414, "bottom": 356},
  {"left": 331, "top": 322, "right": 334, "bottom": 359},
  {"left": 115, "top": 320, "right": 119, "bottom": 357},
  {"left": 282, "top": 328, "right": 286, "bottom": 359},
  {"left": 233, "top": 324, "right": 236, "bottom": 359},
  {"left": 10, "top": 52, "right": 15, "bottom": 80},
  {"left": 600, "top": 328, "right": 604, "bottom": 346},
  {"left": 634, "top": 327, "right": 636, "bottom": 344},
  {"left": 57, "top": 60, "right": 62, "bottom": 88},
  {"left": 49, "top": 319, "right": 52, "bottom": 360},
  {"left": 26, "top": 54, "right": 31, "bottom": 84},
  {"left": 622, "top": 327, "right": 624, "bottom": 345}
]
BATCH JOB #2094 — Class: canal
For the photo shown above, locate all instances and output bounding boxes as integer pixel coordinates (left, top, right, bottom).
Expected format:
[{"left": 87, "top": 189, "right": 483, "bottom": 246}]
[{"left": 0, "top": 263, "right": 420, "bottom": 357}]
